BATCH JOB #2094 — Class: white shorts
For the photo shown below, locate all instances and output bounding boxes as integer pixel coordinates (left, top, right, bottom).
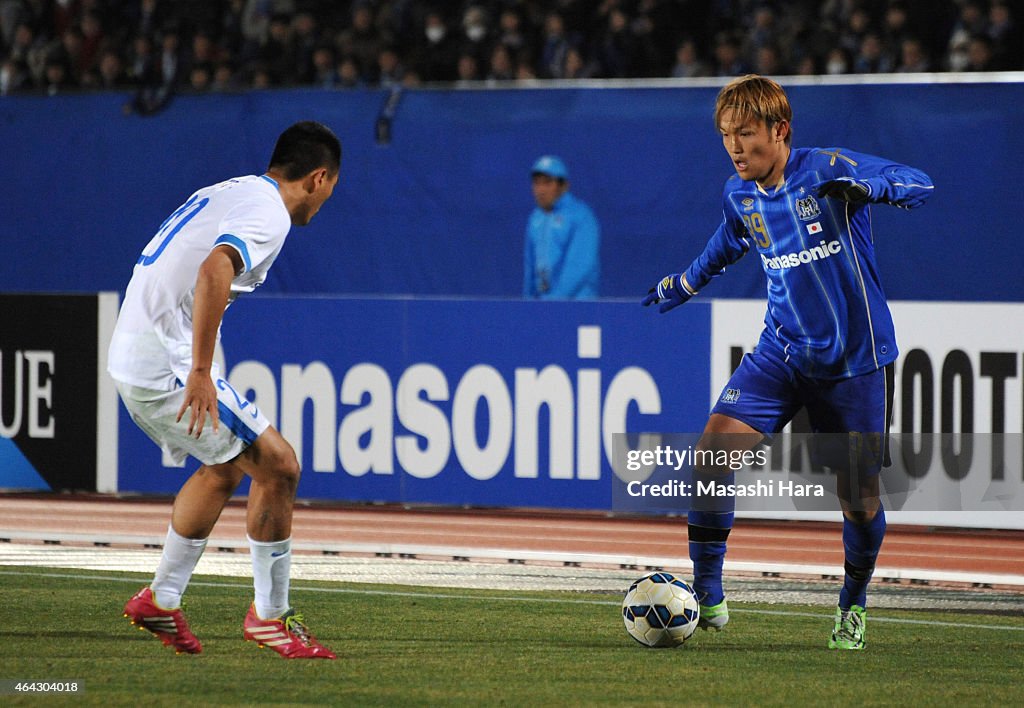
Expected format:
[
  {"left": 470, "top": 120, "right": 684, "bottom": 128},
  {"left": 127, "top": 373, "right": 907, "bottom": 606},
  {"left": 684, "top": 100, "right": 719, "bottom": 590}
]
[{"left": 116, "top": 377, "right": 272, "bottom": 466}]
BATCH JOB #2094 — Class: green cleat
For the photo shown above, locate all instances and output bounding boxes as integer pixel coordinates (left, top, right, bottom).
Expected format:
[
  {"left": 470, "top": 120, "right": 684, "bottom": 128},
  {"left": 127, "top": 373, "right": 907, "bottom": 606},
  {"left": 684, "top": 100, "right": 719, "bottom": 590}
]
[
  {"left": 829, "top": 605, "right": 866, "bottom": 649},
  {"left": 698, "top": 599, "right": 729, "bottom": 631}
]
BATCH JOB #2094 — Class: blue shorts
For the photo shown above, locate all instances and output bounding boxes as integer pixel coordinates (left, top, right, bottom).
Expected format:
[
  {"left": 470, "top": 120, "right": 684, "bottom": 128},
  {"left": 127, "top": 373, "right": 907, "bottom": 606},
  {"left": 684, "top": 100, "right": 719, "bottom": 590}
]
[{"left": 711, "top": 345, "right": 894, "bottom": 473}]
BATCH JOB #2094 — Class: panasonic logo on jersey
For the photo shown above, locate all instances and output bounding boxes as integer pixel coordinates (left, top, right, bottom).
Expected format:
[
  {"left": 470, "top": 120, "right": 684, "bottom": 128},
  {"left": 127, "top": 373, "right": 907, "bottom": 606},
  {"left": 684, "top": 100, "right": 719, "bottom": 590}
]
[{"left": 761, "top": 240, "right": 842, "bottom": 270}]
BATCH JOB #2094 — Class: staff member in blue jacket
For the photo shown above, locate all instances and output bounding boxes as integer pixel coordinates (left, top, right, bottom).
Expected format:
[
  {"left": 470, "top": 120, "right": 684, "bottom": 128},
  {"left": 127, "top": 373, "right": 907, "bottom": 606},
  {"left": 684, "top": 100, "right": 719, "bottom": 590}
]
[{"left": 523, "top": 155, "right": 600, "bottom": 299}]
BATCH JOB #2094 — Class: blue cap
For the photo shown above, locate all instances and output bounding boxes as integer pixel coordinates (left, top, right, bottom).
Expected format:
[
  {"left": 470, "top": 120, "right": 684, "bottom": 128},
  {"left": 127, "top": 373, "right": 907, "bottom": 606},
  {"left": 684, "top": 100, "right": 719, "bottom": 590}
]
[{"left": 531, "top": 155, "right": 568, "bottom": 180}]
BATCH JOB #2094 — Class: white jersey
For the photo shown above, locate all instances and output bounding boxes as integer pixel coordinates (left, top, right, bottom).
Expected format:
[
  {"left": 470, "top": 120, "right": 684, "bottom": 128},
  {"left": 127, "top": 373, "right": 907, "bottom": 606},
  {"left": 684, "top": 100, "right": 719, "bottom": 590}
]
[{"left": 108, "top": 175, "right": 291, "bottom": 390}]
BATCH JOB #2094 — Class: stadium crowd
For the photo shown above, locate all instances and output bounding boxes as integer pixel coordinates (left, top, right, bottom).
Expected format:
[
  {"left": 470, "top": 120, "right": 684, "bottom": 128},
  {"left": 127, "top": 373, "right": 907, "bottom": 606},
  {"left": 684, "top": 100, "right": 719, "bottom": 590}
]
[{"left": 1, "top": 0, "right": 1021, "bottom": 97}]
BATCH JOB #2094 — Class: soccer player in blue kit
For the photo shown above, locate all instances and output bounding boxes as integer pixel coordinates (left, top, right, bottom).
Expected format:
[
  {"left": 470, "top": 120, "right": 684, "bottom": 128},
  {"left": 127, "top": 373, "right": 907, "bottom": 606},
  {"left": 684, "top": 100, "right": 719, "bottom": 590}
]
[{"left": 643, "top": 75, "right": 933, "bottom": 649}]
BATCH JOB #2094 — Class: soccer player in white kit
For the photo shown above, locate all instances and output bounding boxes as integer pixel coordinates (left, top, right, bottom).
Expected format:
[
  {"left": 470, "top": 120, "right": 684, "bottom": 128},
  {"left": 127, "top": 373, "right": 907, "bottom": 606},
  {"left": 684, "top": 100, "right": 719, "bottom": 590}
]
[{"left": 111, "top": 121, "right": 340, "bottom": 658}]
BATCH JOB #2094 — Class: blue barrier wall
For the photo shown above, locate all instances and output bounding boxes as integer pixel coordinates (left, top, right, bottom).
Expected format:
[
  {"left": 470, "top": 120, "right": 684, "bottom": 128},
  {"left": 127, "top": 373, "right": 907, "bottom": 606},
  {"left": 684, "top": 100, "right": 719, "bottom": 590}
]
[
  {"left": 2, "top": 82, "right": 1021, "bottom": 301},
  {"left": 117, "top": 298, "right": 711, "bottom": 507}
]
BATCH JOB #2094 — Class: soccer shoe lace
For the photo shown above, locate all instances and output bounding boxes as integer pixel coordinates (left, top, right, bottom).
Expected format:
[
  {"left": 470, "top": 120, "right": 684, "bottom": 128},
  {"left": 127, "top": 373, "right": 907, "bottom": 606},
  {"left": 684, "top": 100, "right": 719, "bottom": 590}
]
[
  {"left": 697, "top": 599, "right": 729, "bottom": 631},
  {"left": 123, "top": 586, "right": 202, "bottom": 654},
  {"left": 828, "top": 605, "right": 866, "bottom": 650},
  {"left": 243, "top": 604, "right": 336, "bottom": 659}
]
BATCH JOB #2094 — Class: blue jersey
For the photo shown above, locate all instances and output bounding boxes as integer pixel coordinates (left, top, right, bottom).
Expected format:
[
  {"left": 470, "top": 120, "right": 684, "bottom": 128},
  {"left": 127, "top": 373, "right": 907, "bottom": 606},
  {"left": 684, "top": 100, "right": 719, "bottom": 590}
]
[
  {"left": 524, "top": 192, "right": 600, "bottom": 299},
  {"left": 684, "top": 147, "right": 933, "bottom": 380}
]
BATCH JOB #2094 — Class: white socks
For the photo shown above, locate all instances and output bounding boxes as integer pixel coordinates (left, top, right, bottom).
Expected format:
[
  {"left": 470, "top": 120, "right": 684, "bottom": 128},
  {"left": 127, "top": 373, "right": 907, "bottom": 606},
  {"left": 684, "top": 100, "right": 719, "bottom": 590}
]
[
  {"left": 249, "top": 536, "right": 292, "bottom": 620},
  {"left": 149, "top": 526, "right": 292, "bottom": 619},
  {"left": 151, "top": 525, "right": 208, "bottom": 609}
]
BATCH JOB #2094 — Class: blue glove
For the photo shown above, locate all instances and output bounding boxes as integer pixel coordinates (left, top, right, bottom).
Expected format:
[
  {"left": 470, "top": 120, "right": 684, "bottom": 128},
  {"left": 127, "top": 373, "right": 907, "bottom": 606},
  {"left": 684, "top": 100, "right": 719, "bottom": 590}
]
[
  {"left": 814, "top": 176, "right": 873, "bottom": 204},
  {"left": 642, "top": 273, "right": 692, "bottom": 313}
]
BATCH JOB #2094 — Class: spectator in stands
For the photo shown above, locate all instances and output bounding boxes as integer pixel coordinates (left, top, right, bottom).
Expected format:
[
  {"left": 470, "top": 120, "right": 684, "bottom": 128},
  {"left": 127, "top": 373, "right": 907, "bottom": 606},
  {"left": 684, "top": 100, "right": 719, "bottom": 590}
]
[
  {"left": 0, "top": 56, "right": 28, "bottom": 94},
  {"left": 824, "top": 46, "right": 851, "bottom": 74},
  {"left": 6, "top": 21, "right": 37, "bottom": 67},
  {"left": 126, "top": 34, "right": 156, "bottom": 87},
  {"left": 249, "top": 62, "right": 271, "bottom": 89},
  {"left": 795, "top": 55, "right": 818, "bottom": 75},
  {"left": 95, "top": 49, "right": 133, "bottom": 90},
  {"left": 485, "top": 43, "right": 514, "bottom": 83},
  {"left": 53, "top": 27, "right": 84, "bottom": 84},
  {"left": 881, "top": 2, "right": 911, "bottom": 68},
  {"left": 496, "top": 7, "right": 529, "bottom": 57},
  {"left": 964, "top": 33, "right": 996, "bottom": 71},
  {"left": 0, "top": 0, "right": 26, "bottom": 49},
  {"left": 188, "top": 62, "right": 212, "bottom": 92},
  {"left": 336, "top": 2, "right": 385, "bottom": 81},
  {"left": 454, "top": 51, "right": 480, "bottom": 86},
  {"left": 459, "top": 5, "right": 492, "bottom": 62},
  {"left": 524, "top": 155, "right": 600, "bottom": 300},
  {"left": 211, "top": 61, "right": 237, "bottom": 92},
  {"left": 515, "top": 55, "right": 538, "bottom": 81},
  {"left": 409, "top": 10, "right": 457, "bottom": 82},
  {"left": 744, "top": 3, "right": 779, "bottom": 59},
  {"left": 896, "top": 36, "right": 931, "bottom": 73},
  {"left": 376, "top": 45, "right": 404, "bottom": 88},
  {"left": 836, "top": 6, "right": 872, "bottom": 58},
  {"left": 78, "top": 10, "right": 104, "bottom": 76},
  {"left": 540, "top": 11, "right": 571, "bottom": 78},
  {"left": 754, "top": 43, "right": 786, "bottom": 76},
  {"left": 711, "top": 32, "right": 750, "bottom": 76},
  {"left": 563, "top": 46, "right": 597, "bottom": 79},
  {"left": 157, "top": 27, "right": 185, "bottom": 89},
  {"left": 310, "top": 45, "right": 336, "bottom": 88},
  {"left": 853, "top": 33, "right": 893, "bottom": 73},
  {"left": 0, "top": 0, "right": 1016, "bottom": 93},
  {"left": 671, "top": 38, "right": 709, "bottom": 78},
  {"left": 335, "top": 55, "right": 363, "bottom": 88},
  {"left": 988, "top": 0, "right": 1021, "bottom": 69},
  {"left": 292, "top": 12, "right": 320, "bottom": 83},
  {"left": 42, "top": 55, "right": 72, "bottom": 94},
  {"left": 401, "top": 67, "right": 421, "bottom": 87},
  {"left": 258, "top": 14, "right": 296, "bottom": 86}
]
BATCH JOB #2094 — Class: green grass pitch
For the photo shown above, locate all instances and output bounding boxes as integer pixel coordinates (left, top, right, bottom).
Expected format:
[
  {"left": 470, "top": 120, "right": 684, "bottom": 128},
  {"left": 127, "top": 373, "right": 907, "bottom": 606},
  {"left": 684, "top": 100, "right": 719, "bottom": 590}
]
[{"left": 1, "top": 567, "right": 1021, "bottom": 706}]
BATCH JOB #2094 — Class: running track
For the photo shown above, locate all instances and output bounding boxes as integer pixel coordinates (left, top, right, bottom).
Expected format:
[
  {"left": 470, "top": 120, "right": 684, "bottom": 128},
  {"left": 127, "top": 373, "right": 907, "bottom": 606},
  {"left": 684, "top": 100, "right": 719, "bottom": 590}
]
[{"left": 1, "top": 495, "right": 1022, "bottom": 589}]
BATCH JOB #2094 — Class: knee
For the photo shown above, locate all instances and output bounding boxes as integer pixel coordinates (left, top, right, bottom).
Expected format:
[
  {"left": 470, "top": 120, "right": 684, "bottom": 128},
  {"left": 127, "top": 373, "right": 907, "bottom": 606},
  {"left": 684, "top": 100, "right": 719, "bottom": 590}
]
[
  {"left": 199, "top": 465, "right": 244, "bottom": 496},
  {"left": 269, "top": 447, "right": 301, "bottom": 491},
  {"left": 244, "top": 432, "right": 301, "bottom": 491}
]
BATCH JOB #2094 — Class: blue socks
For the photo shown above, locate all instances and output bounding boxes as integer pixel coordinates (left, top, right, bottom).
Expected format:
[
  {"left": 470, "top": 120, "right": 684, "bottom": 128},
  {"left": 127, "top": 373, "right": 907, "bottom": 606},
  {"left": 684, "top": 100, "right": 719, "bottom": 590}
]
[
  {"left": 688, "top": 471, "right": 735, "bottom": 606},
  {"left": 839, "top": 505, "right": 886, "bottom": 610}
]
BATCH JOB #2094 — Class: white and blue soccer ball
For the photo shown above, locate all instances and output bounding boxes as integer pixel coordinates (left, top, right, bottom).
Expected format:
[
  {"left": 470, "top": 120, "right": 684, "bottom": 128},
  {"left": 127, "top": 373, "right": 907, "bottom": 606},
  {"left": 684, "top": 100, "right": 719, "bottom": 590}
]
[{"left": 622, "top": 572, "right": 700, "bottom": 647}]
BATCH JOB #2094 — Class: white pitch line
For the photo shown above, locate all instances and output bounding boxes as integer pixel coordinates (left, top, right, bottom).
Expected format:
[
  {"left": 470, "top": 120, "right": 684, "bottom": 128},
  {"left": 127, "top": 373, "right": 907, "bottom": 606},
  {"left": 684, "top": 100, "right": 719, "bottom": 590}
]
[
  {"left": 1, "top": 568, "right": 1021, "bottom": 633},
  {"left": 3, "top": 529, "right": 1023, "bottom": 587}
]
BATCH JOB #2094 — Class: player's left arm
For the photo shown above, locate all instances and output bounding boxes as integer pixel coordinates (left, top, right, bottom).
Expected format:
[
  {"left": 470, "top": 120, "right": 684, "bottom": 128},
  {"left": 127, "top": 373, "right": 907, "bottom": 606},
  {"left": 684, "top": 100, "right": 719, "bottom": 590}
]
[{"left": 813, "top": 149, "right": 934, "bottom": 209}]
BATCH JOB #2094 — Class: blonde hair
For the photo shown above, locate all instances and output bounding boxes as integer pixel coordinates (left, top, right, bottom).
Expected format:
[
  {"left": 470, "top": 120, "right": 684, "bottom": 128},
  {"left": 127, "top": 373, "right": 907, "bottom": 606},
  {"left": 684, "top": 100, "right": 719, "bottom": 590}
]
[{"left": 714, "top": 74, "right": 793, "bottom": 144}]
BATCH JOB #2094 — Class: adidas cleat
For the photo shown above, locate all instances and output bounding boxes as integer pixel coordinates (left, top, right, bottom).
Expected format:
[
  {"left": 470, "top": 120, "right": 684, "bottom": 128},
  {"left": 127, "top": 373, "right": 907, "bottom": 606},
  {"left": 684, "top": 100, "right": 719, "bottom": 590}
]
[
  {"left": 123, "top": 586, "right": 202, "bottom": 654},
  {"left": 243, "top": 604, "right": 336, "bottom": 659},
  {"left": 829, "top": 605, "right": 866, "bottom": 650},
  {"left": 698, "top": 599, "right": 729, "bottom": 631}
]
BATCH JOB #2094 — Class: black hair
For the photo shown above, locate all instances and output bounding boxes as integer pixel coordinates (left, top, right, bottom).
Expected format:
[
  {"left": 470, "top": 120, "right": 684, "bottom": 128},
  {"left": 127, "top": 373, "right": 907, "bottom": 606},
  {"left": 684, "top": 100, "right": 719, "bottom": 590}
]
[{"left": 268, "top": 121, "right": 341, "bottom": 180}]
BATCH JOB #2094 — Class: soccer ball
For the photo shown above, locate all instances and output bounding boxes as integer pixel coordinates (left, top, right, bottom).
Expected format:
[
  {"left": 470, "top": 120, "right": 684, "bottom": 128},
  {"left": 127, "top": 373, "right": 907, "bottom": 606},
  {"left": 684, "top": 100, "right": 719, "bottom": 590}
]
[{"left": 622, "top": 572, "right": 700, "bottom": 647}]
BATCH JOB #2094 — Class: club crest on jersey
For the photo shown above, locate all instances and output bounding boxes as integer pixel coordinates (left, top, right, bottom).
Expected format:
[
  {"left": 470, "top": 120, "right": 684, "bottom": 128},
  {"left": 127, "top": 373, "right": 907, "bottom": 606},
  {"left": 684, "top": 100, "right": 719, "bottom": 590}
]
[
  {"left": 795, "top": 195, "right": 821, "bottom": 221},
  {"left": 721, "top": 388, "right": 741, "bottom": 404}
]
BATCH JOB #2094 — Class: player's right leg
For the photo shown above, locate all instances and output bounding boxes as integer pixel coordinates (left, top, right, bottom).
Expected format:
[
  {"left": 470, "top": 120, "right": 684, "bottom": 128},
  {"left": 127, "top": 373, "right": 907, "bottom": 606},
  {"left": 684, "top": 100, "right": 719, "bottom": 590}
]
[
  {"left": 690, "top": 414, "right": 761, "bottom": 630},
  {"left": 692, "top": 348, "right": 797, "bottom": 631}
]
